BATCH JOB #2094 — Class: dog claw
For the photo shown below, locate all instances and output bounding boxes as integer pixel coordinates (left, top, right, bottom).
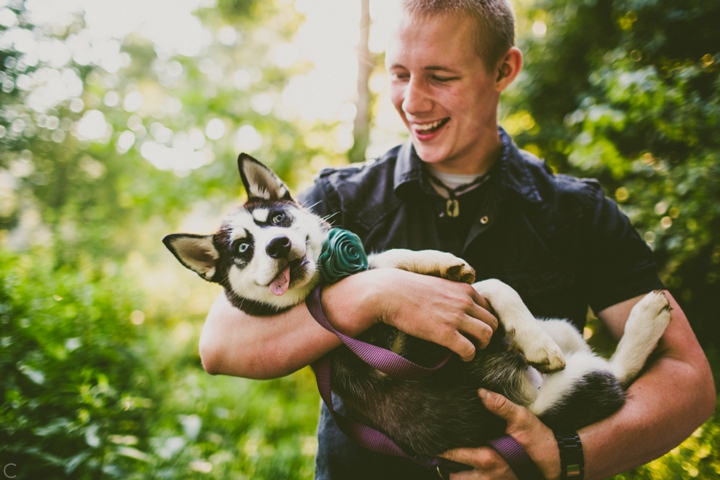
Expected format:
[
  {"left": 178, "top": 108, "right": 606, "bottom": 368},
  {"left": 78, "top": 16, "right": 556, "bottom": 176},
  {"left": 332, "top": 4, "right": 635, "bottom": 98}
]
[
  {"left": 515, "top": 331, "right": 566, "bottom": 373},
  {"left": 443, "top": 262, "right": 476, "bottom": 284},
  {"left": 528, "top": 354, "right": 566, "bottom": 373}
]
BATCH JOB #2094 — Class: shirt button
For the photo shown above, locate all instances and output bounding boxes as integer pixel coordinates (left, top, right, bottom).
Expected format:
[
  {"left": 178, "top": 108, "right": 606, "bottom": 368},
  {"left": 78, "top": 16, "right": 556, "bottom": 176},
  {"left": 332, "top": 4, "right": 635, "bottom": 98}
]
[{"left": 479, "top": 215, "right": 489, "bottom": 224}]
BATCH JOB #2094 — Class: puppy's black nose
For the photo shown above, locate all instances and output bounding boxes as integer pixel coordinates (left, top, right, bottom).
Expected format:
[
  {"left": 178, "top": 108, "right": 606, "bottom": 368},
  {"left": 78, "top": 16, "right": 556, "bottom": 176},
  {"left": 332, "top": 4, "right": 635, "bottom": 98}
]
[{"left": 266, "top": 235, "right": 292, "bottom": 259}]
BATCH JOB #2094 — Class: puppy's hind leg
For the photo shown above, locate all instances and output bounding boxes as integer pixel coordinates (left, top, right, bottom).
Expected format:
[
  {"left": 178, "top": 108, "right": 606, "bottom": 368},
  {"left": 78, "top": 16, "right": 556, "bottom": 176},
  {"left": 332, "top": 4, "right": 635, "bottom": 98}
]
[{"left": 609, "top": 290, "right": 672, "bottom": 386}]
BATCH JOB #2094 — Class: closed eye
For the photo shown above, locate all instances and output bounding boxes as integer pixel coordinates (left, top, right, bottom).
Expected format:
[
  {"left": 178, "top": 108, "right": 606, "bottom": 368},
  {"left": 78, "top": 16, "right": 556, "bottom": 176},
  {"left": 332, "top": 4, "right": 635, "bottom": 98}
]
[{"left": 432, "top": 75, "right": 459, "bottom": 83}]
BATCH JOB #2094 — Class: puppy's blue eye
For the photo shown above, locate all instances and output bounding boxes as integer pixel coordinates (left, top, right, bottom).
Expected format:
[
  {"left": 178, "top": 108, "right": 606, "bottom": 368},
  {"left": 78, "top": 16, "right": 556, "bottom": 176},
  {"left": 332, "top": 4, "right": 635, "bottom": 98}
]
[
  {"left": 272, "top": 213, "right": 285, "bottom": 224},
  {"left": 238, "top": 242, "right": 250, "bottom": 253}
]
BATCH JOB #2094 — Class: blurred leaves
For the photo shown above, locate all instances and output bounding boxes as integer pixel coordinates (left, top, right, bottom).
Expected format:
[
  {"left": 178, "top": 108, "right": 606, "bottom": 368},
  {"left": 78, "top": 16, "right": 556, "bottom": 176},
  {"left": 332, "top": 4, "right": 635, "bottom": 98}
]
[
  {"left": 0, "top": 0, "right": 336, "bottom": 267},
  {"left": 512, "top": 0, "right": 720, "bottom": 349},
  {"left": 0, "top": 248, "right": 154, "bottom": 477},
  {"left": 0, "top": 1, "right": 327, "bottom": 478},
  {"left": 0, "top": 248, "right": 319, "bottom": 479}
]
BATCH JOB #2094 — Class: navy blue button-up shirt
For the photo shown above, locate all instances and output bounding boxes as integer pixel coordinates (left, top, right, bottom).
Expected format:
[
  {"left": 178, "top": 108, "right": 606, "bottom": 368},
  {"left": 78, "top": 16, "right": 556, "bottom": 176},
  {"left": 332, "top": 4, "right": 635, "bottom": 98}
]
[{"left": 299, "top": 129, "right": 663, "bottom": 480}]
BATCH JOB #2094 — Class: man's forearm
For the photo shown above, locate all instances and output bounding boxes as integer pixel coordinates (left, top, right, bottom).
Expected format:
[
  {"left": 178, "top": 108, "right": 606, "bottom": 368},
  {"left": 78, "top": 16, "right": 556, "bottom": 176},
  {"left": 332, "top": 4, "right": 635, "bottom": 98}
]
[
  {"left": 199, "top": 294, "right": 341, "bottom": 378},
  {"left": 581, "top": 355, "right": 714, "bottom": 479},
  {"left": 582, "top": 294, "right": 715, "bottom": 479},
  {"left": 199, "top": 272, "right": 385, "bottom": 379}
]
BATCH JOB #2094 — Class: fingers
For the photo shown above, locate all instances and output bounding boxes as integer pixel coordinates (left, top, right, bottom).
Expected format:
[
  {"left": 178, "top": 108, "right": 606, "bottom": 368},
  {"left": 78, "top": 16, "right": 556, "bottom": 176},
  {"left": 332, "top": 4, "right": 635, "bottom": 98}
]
[
  {"left": 441, "top": 446, "right": 497, "bottom": 466},
  {"left": 455, "top": 289, "right": 497, "bottom": 352},
  {"left": 446, "top": 331, "right": 477, "bottom": 362},
  {"left": 465, "top": 305, "right": 497, "bottom": 340},
  {"left": 467, "top": 289, "right": 497, "bottom": 330},
  {"left": 470, "top": 288, "right": 494, "bottom": 313},
  {"left": 440, "top": 285, "right": 498, "bottom": 359},
  {"left": 479, "top": 389, "right": 520, "bottom": 420},
  {"left": 445, "top": 314, "right": 493, "bottom": 360},
  {"left": 440, "top": 447, "right": 515, "bottom": 479}
]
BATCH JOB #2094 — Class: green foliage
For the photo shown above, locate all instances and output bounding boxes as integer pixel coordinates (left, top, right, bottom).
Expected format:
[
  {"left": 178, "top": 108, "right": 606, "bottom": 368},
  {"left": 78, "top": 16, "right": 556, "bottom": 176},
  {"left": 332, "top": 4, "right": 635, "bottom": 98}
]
[
  {"left": 0, "top": 248, "right": 319, "bottom": 479},
  {"left": 511, "top": 0, "right": 720, "bottom": 348},
  {"left": 0, "top": 249, "right": 154, "bottom": 477},
  {"left": 0, "top": 2, "right": 325, "bottom": 477},
  {"left": 0, "top": 0, "right": 335, "bottom": 266}
]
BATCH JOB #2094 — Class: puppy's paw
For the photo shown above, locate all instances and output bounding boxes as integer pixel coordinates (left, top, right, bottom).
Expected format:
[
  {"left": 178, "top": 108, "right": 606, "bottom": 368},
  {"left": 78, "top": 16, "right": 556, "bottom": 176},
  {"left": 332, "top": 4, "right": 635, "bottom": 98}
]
[
  {"left": 626, "top": 290, "right": 672, "bottom": 339},
  {"left": 513, "top": 328, "right": 566, "bottom": 373},
  {"left": 442, "top": 260, "right": 476, "bottom": 284},
  {"left": 635, "top": 290, "right": 672, "bottom": 319},
  {"left": 371, "top": 249, "right": 475, "bottom": 283},
  {"left": 406, "top": 250, "right": 475, "bottom": 283}
]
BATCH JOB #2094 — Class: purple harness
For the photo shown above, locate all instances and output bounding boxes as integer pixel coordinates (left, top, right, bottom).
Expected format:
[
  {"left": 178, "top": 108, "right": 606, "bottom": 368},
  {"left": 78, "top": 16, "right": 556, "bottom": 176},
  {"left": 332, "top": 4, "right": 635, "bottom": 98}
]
[{"left": 307, "top": 286, "right": 545, "bottom": 479}]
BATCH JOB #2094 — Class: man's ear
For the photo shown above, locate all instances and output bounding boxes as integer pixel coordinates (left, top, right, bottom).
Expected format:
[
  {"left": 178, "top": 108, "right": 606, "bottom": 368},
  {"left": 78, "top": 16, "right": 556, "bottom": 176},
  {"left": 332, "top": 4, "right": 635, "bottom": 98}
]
[
  {"left": 237, "top": 153, "right": 294, "bottom": 202},
  {"left": 163, "top": 234, "right": 220, "bottom": 281},
  {"left": 495, "top": 47, "right": 523, "bottom": 92}
]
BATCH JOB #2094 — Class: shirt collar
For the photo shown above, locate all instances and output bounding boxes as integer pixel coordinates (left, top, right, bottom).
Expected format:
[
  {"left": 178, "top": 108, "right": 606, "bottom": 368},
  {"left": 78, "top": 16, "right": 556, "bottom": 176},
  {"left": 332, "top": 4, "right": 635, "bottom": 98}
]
[
  {"left": 393, "top": 127, "right": 542, "bottom": 203},
  {"left": 497, "top": 127, "right": 543, "bottom": 203},
  {"left": 393, "top": 141, "right": 425, "bottom": 194}
]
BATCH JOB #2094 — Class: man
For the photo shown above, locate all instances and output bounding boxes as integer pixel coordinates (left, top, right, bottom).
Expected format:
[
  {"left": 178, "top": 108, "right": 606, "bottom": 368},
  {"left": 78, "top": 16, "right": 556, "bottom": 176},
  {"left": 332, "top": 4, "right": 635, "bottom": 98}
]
[{"left": 200, "top": 1, "right": 715, "bottom": 479}]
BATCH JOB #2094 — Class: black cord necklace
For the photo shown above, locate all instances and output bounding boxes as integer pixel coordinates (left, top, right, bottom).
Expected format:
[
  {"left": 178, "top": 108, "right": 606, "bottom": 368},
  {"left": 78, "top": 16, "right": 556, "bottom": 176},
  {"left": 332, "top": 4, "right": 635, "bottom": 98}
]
[{"left": 428, "top": 173, "right": 490, "bottom": 218}]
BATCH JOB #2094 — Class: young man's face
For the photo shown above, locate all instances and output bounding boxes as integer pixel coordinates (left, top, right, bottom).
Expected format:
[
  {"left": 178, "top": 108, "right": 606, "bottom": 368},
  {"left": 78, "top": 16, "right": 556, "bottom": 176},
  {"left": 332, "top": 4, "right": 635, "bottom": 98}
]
[{"left": 386, "top": 12, "right": 505, "bottom": 174}]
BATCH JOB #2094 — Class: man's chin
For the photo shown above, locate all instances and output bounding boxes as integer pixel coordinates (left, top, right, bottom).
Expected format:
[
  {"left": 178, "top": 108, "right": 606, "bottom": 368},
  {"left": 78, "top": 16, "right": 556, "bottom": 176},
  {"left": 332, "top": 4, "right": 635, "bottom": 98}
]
[{"left": 412, "top": 143, "right": 450, "bottom": 166}]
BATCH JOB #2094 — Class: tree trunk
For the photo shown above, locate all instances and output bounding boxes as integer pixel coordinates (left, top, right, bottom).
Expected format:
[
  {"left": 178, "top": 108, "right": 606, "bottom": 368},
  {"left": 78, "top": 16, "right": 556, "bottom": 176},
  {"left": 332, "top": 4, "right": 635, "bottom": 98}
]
[{"left": 349, "top": 0, "right": 372, "bottom": 163}]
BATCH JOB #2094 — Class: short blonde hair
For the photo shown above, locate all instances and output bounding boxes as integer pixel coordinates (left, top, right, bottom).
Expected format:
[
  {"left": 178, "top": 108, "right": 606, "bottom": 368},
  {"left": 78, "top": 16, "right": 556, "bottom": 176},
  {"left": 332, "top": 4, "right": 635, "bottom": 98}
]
[{"left": 402, "top": 0, "right": 516, "bottom": 71}]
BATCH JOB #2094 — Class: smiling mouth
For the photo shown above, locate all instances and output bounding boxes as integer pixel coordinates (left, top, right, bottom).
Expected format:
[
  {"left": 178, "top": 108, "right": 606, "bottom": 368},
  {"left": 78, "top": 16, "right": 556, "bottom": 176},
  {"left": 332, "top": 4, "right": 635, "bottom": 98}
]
[{"left": 414, "top": 117, "right": 450, "bottom": 135}]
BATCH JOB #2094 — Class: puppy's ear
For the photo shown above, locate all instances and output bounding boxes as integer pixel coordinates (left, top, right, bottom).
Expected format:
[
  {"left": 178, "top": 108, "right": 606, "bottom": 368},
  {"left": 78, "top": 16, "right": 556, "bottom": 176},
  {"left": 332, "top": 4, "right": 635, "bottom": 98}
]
[
  {"left": 237, "top": 153, "right": 294, "bottom": 202},
  {"left": 163, "top": 234, "right": 220, "bottom": 282}
]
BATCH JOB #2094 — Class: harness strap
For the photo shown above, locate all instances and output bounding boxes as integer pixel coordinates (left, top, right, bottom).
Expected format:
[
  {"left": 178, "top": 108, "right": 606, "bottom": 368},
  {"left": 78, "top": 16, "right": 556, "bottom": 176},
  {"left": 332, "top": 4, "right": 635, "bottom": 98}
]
[{"left": 306, "top": 286, "right": 546, "bottom": 479}]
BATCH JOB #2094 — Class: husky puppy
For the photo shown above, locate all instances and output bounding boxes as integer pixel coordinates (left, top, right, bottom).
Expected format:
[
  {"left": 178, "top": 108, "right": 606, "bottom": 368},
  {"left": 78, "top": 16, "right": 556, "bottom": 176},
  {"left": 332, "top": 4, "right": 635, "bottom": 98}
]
[{"left": 164, "top": 154, "right": 672, "bottom": 456}]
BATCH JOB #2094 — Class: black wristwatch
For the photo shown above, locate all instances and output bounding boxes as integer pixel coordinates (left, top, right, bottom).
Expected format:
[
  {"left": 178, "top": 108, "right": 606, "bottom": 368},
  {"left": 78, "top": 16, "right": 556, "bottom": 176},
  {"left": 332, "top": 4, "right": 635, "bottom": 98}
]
[{"left": 555, "top": 432, "right": 584, "bottom": 479}]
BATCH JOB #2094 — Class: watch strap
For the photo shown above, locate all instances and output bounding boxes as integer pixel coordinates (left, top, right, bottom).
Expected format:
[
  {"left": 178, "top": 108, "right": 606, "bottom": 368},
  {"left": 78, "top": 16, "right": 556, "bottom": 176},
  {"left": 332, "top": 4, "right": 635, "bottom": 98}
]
[{"left": 555, "top": 432, "right": 584, "bottom": 479}]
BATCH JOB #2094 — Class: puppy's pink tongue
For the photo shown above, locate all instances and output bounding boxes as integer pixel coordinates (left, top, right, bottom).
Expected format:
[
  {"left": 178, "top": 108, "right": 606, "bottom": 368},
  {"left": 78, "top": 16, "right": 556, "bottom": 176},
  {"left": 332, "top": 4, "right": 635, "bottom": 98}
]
[{"left": 270, "top": 266, "right": 291, "bottom": 296}]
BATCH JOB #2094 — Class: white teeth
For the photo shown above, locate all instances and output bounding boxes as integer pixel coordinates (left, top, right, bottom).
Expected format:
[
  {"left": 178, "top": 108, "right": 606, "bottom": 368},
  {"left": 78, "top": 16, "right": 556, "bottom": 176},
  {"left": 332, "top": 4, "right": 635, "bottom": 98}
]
[{"left": 415, "top": 119, "right": 444, "bottom": 132}]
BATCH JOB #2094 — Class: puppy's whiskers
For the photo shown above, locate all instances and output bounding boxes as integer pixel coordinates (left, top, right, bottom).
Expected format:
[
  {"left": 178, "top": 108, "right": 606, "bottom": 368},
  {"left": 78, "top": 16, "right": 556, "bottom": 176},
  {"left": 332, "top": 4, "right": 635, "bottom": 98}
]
[
  {"left": 322, "top": 212, "right": 340, "bottom": 224},
  {"left": 306, "top": 200, "right": 323, "bottom": 211}
]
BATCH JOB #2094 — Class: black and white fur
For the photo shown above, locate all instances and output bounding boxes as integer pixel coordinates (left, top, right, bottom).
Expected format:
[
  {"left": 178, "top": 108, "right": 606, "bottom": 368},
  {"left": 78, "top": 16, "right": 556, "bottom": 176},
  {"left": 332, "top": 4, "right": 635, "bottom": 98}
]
[{"left": 164, "top": 154, "right": 672, "bottom": 456}]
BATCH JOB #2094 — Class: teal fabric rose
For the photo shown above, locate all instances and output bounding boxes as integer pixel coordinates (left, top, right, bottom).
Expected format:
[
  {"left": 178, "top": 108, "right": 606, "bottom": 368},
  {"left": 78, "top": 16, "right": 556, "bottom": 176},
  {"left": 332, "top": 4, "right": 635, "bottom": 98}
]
[{"left": 318, "top": 228, "right": 369, "bottom": 284}]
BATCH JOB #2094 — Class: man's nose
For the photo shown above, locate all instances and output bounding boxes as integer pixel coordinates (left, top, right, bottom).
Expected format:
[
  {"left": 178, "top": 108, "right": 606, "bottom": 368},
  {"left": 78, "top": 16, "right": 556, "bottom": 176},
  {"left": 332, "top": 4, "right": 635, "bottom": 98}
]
[{"left": 402, "top": 78, "right": 432, "bottom": 115}]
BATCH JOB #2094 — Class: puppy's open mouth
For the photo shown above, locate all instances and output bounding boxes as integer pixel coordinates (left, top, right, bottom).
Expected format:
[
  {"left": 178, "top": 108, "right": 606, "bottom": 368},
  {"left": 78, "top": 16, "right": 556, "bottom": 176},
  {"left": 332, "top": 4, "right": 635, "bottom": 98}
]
[{"left": 269, "top": 257, "right": 309, "bottom": 296}]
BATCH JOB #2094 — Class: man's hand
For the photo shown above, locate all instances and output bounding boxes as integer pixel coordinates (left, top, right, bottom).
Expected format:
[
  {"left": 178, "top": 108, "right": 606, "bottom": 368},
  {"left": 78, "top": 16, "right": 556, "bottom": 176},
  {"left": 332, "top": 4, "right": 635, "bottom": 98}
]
[
  {"left": 441, "top": 389, "right": 561, "bottom": 480},
  {"left": 363, "top": 268, "right": 498, "bottom": 361}
]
